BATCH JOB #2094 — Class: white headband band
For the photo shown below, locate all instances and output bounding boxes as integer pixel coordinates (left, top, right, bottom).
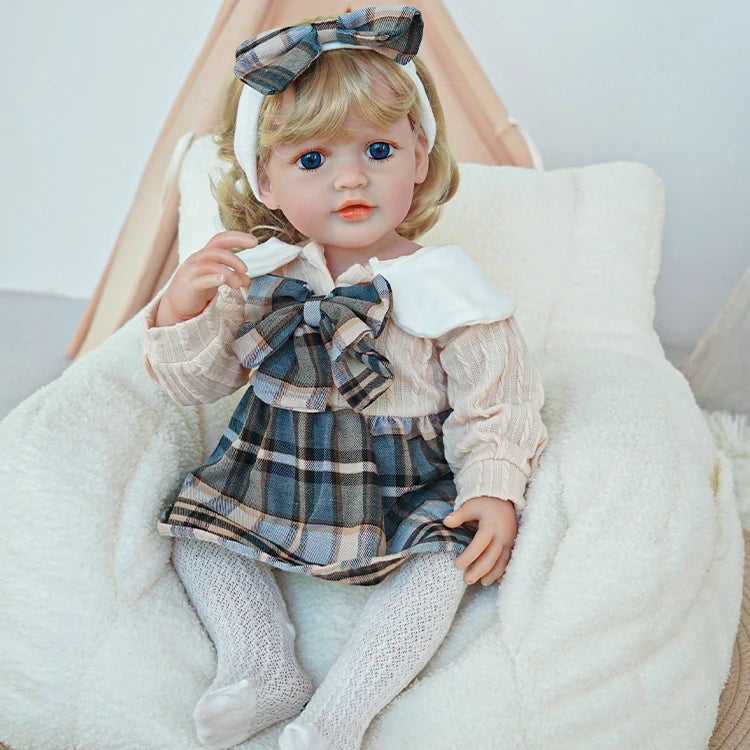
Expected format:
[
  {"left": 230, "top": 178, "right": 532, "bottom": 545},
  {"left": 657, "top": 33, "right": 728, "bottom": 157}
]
[{"left": 233, "top": 47, "right": 437, "bottom": 202}]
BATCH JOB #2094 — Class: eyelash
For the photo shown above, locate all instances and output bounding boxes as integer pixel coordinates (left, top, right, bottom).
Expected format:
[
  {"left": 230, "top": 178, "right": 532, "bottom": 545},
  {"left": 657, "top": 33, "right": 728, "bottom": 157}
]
[{"left": 293, "top": 142, "right": 398, "bottom": 171}]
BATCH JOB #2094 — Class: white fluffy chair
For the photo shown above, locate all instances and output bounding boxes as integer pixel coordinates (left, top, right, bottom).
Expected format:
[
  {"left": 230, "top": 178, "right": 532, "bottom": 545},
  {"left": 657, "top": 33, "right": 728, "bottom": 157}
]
[{"left": 0, "top": 145, "right": 743, "bottom": 749}]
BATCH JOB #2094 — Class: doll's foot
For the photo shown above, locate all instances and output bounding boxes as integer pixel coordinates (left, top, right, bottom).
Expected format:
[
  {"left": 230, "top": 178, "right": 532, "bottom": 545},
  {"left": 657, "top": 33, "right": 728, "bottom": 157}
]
[
  {"left": 194, "top": 678, "right": 258, "bottom": 749},
  {"left": 195, "top": 671, "right": 313, "bottom": 749},
  {"left": 278, "top": 721, "right": 331, "bottom": 750}
]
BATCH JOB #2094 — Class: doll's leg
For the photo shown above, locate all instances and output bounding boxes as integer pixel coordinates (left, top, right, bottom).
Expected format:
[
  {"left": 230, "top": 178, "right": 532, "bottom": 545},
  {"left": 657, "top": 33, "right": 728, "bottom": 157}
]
[
  {"left": 278, "top": 550, "right": 467, "bottom": 750},
  {"left": 173, "top": 539, "right": 313, "bottom": 749}
]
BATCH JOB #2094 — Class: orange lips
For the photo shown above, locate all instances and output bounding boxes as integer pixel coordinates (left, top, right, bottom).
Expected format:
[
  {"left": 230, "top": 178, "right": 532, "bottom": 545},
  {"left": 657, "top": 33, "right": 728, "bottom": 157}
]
[{"left": 337, "top": 200, "right": 373, "bottom": 221}]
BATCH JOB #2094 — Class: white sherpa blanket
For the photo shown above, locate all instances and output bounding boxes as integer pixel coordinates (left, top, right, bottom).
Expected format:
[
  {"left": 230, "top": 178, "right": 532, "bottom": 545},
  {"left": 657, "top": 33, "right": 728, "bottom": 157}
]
[{"left": 0, "top": 153, "right": 743, "bottom": 750}]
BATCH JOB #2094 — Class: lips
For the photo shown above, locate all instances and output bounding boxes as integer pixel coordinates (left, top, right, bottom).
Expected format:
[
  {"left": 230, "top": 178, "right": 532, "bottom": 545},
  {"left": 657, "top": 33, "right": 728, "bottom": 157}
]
[{"left": 337, "top": 200, "right": 373, "bottom": 221}]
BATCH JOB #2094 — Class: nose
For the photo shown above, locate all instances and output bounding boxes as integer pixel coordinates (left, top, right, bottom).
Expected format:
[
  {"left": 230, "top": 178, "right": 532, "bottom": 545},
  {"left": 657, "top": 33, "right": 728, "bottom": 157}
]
[{"left": 333, "top": 157, "right": 368, "bottom": 191}]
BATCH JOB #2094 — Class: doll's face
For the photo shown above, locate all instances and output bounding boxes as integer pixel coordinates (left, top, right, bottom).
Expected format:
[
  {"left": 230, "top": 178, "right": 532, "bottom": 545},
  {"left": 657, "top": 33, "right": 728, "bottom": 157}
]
[{"left": 258, "top": 109, "right": 428, "bottom": 261}]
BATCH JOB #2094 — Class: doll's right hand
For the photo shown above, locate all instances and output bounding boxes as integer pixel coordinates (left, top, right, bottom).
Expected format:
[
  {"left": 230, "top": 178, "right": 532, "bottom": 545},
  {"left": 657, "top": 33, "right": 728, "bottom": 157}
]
[{"left": 155, "top": 231, "right": 257, "bottom": 326}]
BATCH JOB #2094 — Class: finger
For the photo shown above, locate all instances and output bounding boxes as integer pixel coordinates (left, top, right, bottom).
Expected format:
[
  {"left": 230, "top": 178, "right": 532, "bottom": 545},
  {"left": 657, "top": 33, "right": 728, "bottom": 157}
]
[
  {"left": 189, "top": 261, "right": 248, "bottom": 287},
  {"left": 196, "top": 264, "right": 251, "bottom": 290},
  {"left": 188, "top": 248, "right": 249, "bottom": 276},
  {"left": 443, "top": 507, "right": 473, "bottom": 527},
  {"left": 205, "top": 230, "right": 259, "bottom": 250},
  {"left": 223, "top": 272, "right": 253, "bottom": 289},
  {"left": 480, "top": 546, "right": 513, "bottom": 587},
  {"left": 190, "top": 272, "right": 231, "bottom": 292},
  {"left": 464, "top": 542, "right": 505, "bottom": 584},
  {"left": 454, "top": 528, "right": 493, "bottom": 571},
  {"left": 443, "top": 511, "right": 459, "bottom": 527}
]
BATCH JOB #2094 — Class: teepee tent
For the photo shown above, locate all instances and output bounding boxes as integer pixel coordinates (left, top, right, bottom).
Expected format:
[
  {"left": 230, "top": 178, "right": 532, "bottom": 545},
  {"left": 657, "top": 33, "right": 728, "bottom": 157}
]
[
  {"left": 68, "top": 0, "right": 538, "bottom": 358},
  {"left": 680, "top": 262, "right": 750, "bottom": 416}
]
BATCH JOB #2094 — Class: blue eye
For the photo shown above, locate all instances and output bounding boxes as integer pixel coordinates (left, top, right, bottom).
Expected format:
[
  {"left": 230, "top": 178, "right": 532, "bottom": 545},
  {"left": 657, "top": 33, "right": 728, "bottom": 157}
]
[
  {"left": 367, "top": 142, "right": 394, "bottom": 160},
  {"left": 296, "top": 151, "right": 324, "bottom": 170}
]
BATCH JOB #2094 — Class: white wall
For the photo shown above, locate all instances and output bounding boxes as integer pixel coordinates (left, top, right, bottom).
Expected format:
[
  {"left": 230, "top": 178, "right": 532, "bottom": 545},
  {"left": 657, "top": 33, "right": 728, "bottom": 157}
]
[
  {"left": 2, "top": 1, "right": 748, "bottom": 352},
  {"left": 0, "top": 0, "right": 224, "bottom": 293}
]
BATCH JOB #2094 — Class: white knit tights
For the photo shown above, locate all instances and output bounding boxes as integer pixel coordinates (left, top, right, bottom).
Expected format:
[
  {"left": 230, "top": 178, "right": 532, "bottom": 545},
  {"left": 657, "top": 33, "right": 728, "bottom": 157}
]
[
  {"left": 174, "top": 541, "right": 466, "bottom": 750},
  {"left": 279, "top": 550, "right": 467, "bottom": 750},
  {"left": 172, "top": 539, "right": 313, "bottom": 749}
]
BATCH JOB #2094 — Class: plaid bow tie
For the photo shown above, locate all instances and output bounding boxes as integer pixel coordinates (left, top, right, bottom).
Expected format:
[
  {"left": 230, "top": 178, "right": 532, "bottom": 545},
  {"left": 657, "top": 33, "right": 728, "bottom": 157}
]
[
  {"left": 234, "top": 5, "right": 424, "bottom": 95},
  {"left": 233, "top": 274, "right": 394, "bottom": 412}
]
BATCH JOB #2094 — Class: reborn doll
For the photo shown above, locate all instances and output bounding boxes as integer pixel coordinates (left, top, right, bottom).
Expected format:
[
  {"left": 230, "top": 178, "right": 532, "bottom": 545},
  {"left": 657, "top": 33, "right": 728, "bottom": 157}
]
[{"left": 142, "top": 6, "right": 548, "bottom": 750}]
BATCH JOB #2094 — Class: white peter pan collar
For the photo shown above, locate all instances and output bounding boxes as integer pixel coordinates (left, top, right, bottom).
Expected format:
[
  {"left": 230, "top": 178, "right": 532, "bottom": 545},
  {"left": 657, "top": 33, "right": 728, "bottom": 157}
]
[
  {"left": 369, "top": 244, "right": 516, "bottom": 338},
  {"left": 235, "top": 238, "right": 517, "bottom": 339}
]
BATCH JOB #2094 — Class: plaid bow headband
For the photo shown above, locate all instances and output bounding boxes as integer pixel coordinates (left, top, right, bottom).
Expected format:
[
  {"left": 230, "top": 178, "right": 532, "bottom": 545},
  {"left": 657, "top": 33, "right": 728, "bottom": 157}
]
[
  {"left": 233, "top": 274, "right": 394, "bottom": 413},
  {"left": 232, "top": 5, "right": 437, "bottom": 201},
  {"left": 234, "top": 6, "right": 424, "bottom": 95}
]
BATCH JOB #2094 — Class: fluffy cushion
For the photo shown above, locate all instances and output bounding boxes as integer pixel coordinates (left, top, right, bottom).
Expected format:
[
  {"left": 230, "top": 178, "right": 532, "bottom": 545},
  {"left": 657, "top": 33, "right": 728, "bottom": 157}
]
[{"left": 0, "top": 144, "right": 742, "bottom": 750}]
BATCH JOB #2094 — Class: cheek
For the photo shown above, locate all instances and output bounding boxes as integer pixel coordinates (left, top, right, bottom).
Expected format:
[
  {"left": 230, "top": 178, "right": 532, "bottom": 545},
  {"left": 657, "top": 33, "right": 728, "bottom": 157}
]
[
  {"left": 279, "top": 197, "right": 322, "bottom": 233},
  {"left": 385, "top": 178, "right": 418, "bottom": 217}
]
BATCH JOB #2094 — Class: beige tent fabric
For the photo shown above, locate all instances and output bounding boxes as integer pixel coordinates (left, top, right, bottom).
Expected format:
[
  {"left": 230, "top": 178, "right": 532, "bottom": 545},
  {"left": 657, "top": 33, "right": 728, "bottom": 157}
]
[
  {"left": 680, "top": 263, "right": 750, "bottom": 416},
  {"left": 68, "top": 0, "right": 536, "bottom": 358}
]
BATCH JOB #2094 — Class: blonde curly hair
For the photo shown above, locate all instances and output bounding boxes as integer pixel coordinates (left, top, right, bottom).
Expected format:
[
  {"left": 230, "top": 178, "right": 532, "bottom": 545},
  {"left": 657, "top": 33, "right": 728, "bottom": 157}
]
[{"left": 212, "top": 49, "right": 458, "bottom": 245}]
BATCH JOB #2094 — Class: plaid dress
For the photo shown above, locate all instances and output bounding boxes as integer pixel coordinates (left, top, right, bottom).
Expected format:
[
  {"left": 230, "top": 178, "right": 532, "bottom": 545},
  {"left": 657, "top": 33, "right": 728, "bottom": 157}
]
[{"left": 157, "top": 274, "right": 473, "bottom": 585}]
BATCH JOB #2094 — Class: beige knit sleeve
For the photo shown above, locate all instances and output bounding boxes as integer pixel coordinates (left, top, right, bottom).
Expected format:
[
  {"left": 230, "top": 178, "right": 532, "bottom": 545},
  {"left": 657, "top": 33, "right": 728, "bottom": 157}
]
[
  {"left": 437, "top": 317, "right": 548, "bottom": 510},
  {"left": 142, "top": 285, "right": 250, "bottom": 405}
]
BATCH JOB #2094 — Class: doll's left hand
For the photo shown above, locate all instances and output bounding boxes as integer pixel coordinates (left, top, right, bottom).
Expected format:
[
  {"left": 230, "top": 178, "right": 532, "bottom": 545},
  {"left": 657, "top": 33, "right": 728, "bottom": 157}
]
[{"left": 443, "top": 496, "right": 518, "bottom": 586}]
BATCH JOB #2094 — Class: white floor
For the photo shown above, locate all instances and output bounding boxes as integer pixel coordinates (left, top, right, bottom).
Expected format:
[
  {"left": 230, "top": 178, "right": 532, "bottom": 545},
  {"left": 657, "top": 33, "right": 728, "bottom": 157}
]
[{"left": 0, "top": 290, "right": 694, "bottom": 422}]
